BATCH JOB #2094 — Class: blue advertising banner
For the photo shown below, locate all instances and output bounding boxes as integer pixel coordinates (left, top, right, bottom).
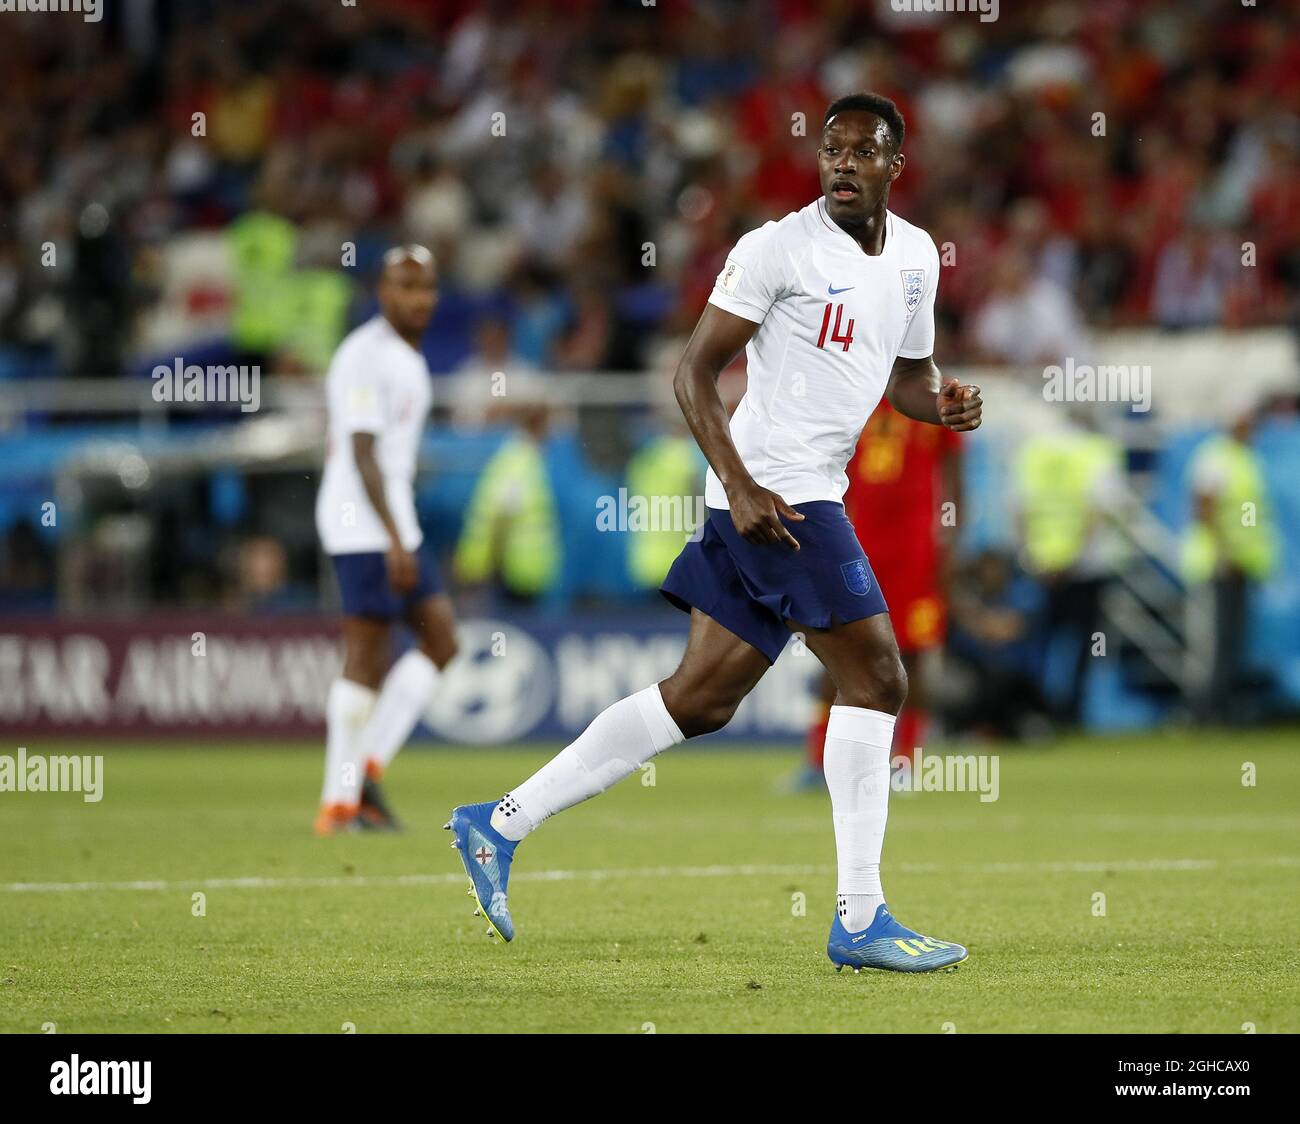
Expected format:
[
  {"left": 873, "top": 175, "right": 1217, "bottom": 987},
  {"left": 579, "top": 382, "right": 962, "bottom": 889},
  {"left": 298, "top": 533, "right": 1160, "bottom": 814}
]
[
  {"left": 420, "top": 611, "right": 819, "bottom": 744},
  {"left": 0, "top": 611, "right": 819, "bottom": 743}
]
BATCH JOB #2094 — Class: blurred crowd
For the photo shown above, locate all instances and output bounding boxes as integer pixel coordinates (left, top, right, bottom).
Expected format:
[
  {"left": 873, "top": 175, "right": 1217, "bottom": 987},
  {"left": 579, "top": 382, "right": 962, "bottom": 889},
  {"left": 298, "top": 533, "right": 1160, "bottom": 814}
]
[
  {"left": 1, "top": 0, "right": 1297, "bottom": 731},
  {"left": 0, "top": 0, "right": 1297, "bottom": 385}
]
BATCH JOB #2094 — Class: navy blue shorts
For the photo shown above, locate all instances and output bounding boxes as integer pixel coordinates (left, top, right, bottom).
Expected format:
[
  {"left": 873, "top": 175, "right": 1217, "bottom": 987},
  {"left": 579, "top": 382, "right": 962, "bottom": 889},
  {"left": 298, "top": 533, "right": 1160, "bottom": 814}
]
[
  {"left": 660, "top": 501, "right": 889, "bottom": 663},
  {"left": 331, "top": 546, "right": 442, "bottom": 620}
]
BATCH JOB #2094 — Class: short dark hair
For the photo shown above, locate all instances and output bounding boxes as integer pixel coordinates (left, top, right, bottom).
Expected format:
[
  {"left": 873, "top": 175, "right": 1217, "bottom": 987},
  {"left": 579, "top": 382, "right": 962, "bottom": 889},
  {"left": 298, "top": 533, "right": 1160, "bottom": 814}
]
[{"left": 822, "top": 93, "right": 905, "bottom": 152}]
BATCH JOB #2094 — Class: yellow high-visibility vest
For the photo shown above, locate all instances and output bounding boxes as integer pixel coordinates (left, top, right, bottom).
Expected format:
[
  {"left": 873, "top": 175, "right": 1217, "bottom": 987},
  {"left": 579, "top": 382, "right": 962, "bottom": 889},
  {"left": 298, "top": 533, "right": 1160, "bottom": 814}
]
[
  {"left": 284, "top": 270, "right": 350, "bottom": 371},
  {"left": 226, "top": 211, "right": 297, "bottom": 354},
  {"left": 455, "top": 437, "right": 560, "bottom": 596},
  {"left": 1016, "top": 431, "right": 1120, "bottom": 574},
  {"left": 625, "top": 436, "right": 704, "bottom": 588},
  {"left": 1181, "top": 435, "right": 1277, "bottom": 584}
]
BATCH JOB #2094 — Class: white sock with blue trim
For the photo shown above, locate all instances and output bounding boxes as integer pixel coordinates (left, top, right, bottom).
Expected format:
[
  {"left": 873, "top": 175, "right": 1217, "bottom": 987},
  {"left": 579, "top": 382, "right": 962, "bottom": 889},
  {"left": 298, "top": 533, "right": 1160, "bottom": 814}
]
[
  {"left": 491, "top": 683, "right": 685, "bottom": 842},
  {"left": 824, "top": 704, "right": 894, "bottom": 932}
]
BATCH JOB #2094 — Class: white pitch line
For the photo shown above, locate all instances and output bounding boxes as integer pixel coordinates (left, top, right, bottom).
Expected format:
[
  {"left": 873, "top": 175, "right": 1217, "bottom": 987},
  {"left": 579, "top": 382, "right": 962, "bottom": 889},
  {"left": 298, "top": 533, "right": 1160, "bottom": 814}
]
[{"left": 2, "top": 855, "right": 1296, "bottom": 895}]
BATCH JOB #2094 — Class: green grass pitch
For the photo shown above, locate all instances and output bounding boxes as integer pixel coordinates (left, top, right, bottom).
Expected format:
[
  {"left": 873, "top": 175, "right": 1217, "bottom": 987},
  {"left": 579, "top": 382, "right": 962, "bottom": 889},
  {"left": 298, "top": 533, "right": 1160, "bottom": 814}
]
[{"left": 2, "top": 730, "right": 1297, "bottom": 1033}]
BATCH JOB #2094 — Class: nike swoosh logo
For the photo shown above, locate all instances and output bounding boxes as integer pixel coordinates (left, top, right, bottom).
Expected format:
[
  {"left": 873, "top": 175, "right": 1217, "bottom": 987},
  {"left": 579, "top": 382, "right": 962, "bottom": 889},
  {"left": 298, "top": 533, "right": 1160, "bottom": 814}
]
[{"left": 827, "top": 284, "right": 855, "bottom": 295}]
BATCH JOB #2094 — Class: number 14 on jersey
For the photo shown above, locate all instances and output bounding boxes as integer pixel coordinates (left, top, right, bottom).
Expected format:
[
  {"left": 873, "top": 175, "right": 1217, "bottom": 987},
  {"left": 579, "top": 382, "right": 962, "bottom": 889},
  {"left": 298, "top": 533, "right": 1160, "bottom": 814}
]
[{"left": 816, "top": 302, "right": 855, "bottom": 351}]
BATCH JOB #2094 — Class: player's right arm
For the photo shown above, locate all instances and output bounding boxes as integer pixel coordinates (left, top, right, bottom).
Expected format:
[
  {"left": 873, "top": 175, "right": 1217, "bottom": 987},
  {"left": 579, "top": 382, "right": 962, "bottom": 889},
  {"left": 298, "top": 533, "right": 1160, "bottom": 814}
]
[
  {"left": 351, "top": 432, "right": 417, "bottom": 592},
  {"left": 673, "top": 304, "right": 804, "bottom": 550}
]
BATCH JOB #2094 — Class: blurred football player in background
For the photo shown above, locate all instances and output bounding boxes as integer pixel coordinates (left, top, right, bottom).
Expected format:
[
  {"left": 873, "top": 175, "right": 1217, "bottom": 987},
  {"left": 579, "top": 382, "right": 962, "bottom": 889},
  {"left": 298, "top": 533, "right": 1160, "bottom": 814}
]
[{"left": 313, "top": 246, "right": 458, "bottom": 835}]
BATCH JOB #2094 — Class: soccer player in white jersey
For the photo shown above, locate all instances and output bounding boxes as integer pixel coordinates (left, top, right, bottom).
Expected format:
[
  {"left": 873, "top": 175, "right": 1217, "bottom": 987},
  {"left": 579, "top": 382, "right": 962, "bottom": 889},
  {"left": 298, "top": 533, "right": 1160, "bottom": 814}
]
[
  {"left": 447, "top": 94, "right": 983, "bottom": 972},
  {"left": 313, "top": 246, "right": 458, "bottom": 835}
]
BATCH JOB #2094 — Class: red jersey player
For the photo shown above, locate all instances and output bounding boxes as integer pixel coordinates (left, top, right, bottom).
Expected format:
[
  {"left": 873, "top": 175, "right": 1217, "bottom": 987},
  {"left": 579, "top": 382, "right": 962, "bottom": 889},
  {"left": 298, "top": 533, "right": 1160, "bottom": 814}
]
[{"left": 797, "top": 398, "right": 962, "bottom": 784}]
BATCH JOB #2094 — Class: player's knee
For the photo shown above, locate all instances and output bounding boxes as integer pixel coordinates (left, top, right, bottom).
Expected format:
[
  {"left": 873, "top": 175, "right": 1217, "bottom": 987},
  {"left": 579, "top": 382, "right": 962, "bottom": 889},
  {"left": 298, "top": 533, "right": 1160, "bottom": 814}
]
[
  {"left": 688, "top": 696, "right": 743, "bottom": 737},
  {"left": 660, "top": 679, "right": 743, "bottom": 738},
  {"left": 883, "top": 657, "right": 909, "bottom": 713},
  {"left": 839, "top": 649, "right": 908, "bottom": 715},
  {"left": 419, "top": 634, "right": 458, "bottom": 670},
  {"left": 676, "top": 704, "right": 736, "bottom": 738},
  {"left": 342, "top": 649, "right": 385, "bottom": 690}
]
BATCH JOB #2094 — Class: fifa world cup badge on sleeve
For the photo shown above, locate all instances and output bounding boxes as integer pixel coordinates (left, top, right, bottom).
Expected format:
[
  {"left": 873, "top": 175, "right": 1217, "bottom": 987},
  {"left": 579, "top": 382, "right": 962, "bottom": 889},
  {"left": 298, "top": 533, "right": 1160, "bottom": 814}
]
[{"left": 718, "top": 259, "right": 746, "bottom": 293}]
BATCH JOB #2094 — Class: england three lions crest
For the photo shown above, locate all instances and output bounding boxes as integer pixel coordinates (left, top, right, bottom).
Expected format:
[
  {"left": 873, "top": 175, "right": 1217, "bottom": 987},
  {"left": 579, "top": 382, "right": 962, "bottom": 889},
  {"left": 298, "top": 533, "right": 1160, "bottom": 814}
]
[
  {"left": 901, "top": 270, "right": 925, "bottom": 315},
  {"left": 840, "top": 558, "right": 873, "bottom": 596}
]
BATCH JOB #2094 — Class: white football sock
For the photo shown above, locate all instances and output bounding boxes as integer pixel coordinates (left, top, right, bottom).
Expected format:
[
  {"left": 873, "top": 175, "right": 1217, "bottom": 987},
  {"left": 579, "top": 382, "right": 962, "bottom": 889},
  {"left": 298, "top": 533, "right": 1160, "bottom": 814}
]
[
  {"left": 824, "top": 704, "right": 895, "bottom": 932},
  {"left": 360, "top": 649, "right": 439, "bottom": 773},
  {"left": 491, "top": 683, "right": 684, "bottom": 841},
  {"left": 321, "top": 678, "right": 377, "bottom": 806}
]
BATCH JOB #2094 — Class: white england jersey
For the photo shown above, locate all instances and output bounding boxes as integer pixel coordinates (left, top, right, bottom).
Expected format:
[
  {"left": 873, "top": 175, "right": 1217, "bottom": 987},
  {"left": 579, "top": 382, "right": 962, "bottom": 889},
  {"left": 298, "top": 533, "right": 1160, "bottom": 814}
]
[
  {"left": 315, "top": 315, "right": 432, "bottom": 555},
  {"left": 704, "top": 199, "right": 939, "bottom": 509}
]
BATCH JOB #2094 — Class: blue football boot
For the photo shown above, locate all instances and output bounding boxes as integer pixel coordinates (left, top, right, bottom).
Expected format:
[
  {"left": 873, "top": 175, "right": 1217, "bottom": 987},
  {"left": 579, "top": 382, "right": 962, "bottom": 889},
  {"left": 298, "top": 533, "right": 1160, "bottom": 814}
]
[
  {"left": 828, "top": 904, "right": 968, "bottom": 973},
  {"left": 444, "top": 802, "right": 516, "bottom": 942}
]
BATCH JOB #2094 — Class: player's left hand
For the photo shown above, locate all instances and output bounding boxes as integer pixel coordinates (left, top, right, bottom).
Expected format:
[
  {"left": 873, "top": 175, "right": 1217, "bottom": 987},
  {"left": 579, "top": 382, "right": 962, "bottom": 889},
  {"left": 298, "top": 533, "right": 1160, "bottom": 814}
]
[
  {"left": 385, "top": 546, "right": 419, "bottom": 594},
  {"left": 938, "top": 378, "right": 981, "bottom": 431}
]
